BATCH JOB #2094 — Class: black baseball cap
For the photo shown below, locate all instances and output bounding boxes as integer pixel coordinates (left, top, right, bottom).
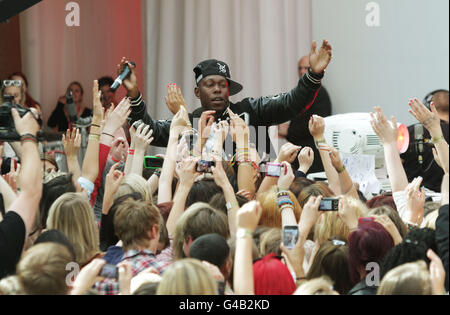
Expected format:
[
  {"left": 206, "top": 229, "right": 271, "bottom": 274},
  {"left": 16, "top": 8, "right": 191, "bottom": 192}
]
[{"left": 193, "top": 59, "right": 243, "bottom": 96}]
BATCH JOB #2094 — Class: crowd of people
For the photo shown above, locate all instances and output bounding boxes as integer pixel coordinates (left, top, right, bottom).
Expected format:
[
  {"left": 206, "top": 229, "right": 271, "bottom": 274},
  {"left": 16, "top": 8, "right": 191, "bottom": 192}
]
[{"left": 0, "top": 39, "right": 448, "bottom": 296}]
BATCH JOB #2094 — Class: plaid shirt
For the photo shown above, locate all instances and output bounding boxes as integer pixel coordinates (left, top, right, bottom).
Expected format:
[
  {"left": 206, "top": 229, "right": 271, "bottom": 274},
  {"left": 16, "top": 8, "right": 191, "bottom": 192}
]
[{"left": 94, "top": 249, "right": 171, "bottom": 295}]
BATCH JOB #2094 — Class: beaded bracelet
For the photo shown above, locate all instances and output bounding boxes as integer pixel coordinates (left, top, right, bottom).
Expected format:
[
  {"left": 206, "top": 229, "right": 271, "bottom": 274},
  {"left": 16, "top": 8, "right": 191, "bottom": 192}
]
[
  {"left": 128, "top": 149, "right": 135, "bottom": 156},
  {"left": 20, "top": 133, "right": 38, "bottom": 143},
  {"left": 336, "top": 164, "right": 346, "bottom": 174},
  {"left": 279, "top": 204, "right": 294, "bottom": 213},
  {"left": 91, "top": 123, "right": 101, "bottom": 128},
  {"left": 432, "top": 134, "right": 445, "bottom": 144}
]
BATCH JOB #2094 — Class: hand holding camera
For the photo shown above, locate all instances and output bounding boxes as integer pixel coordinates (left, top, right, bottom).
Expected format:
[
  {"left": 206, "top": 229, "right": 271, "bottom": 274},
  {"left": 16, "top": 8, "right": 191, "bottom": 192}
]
[{"left": 277, "top": 161, "right": 294, "bottom": 190}]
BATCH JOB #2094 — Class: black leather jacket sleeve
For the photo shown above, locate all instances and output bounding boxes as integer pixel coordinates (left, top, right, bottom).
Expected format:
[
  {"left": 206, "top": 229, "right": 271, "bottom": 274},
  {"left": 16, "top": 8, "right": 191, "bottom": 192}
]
[
  {"left": 128, "top": 93, "right": 172, "bottom": 147},
  {"left": 247, "top": 69, "right": 324, "bottom": 126}
]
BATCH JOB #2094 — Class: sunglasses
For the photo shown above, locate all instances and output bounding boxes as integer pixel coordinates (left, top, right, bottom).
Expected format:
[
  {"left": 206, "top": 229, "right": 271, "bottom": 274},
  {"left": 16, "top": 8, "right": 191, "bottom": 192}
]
[{"left": 2, "top": 80, "right": 22, "bottom": 88}]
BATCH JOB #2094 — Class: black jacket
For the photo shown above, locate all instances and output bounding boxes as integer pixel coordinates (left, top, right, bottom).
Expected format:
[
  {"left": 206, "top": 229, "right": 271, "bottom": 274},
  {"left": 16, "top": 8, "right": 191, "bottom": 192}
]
[
  {"left": 128, "top": 69, "right": 324, "bottom": 158},
  {"left": 286, "top": 85, "right": 332, "bottom": 172},
  {"left": 435, "top": 204, "right": 449, "bottom": 291}
]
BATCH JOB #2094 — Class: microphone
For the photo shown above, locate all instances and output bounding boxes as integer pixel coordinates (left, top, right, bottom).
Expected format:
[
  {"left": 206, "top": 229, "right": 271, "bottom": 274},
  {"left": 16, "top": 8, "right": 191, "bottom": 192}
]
[
  {"left": 110, "top": 61, "right": 136, "bottom": 91},
  {"left": 66, "top": 91, "right": 77, "bottom": 124},
  {"left": 414, "top": 123, "right": 424, "bottom": 166}
]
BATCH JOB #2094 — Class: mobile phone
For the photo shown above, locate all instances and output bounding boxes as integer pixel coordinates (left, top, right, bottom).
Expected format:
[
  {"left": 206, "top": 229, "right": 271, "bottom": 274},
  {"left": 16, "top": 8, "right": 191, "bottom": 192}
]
[
  {"left": 196, "top": 160, "right": 215, "bottom": 173},
  {"left": 283, "top": 225, "right": 299, "bottom": 249},
  {"left": 144, "top": 156, "right": 164, "bottom": 169},
  {"left": 319, "top": 197, "right": 339, "bottom": 211},
  {"left": 266, "top": 162, "right": 284, "bottom": 177},
  {"left": 99, "top": 264, "right": 118, "bottom": 279}
]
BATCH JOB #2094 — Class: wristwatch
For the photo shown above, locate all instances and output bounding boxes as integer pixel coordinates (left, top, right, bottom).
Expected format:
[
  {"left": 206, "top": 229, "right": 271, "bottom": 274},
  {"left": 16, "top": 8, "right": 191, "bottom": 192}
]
[{"left": 236, "top": 228, "right": 253, "bottom": 239}]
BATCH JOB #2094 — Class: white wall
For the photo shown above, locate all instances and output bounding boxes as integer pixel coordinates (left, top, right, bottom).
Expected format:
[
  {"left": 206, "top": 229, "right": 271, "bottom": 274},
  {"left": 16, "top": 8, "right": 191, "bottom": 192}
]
[{"left": 312, "top": 0, "right": 449, "bottom": 126}]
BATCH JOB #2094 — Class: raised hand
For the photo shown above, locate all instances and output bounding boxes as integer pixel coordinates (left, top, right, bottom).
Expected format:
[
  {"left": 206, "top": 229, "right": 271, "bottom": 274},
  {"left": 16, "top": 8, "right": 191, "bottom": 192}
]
[
  {"left": 370, "top": 106, "right": 398, "bottom": 145},
  {"left": 165, "top": 83, "right": 187, "bottom": 115},
  {"left": 92, "top": 80, "right": 103, "bottom": 122},
  {"left": 427, "top": 249, "right": 446, "bottom": 295},
  {"left": 117, "top": 57, "right": 139, "bottom": 98},
  {"left": 133, "top": 123, "right": 154, "bottom": 152},
  {"left": 308, "top": 115, "right": 325, "bottom": 140},
  {"left": 318, "top": 144, "right": 345, "bottom": 172},
  {"left": 404, "top": 177, "right": 426, "bottom": 225},
  {"left": 309, "top": 39, "right": 332, "bottom": 74},
  {"left": 170, "top": 106, "right": 189, "bottom": 135},
  {"left": 298, "top": 147, "right": 314, "bottom": 174},
  {"left": 277, "top": 161, "right": 295, "bottom": 191},
  {"left": 176, "top": 157, "right": 201, "bottom": 187},
  {"left": 236, "top": 200, "right": 262, "bottom": 232},
  {"left": 277, "top": 142, "right": 301, "bottom": 164},
  {"left": 228, "top": 107, "right": 249, "bottom": 147},
  {"left": 338, "top": 196, "right": 360, "bottom": 231},
  {"left": 198, "top": 110, "right": 215, "bottom": 143},
  {"left": 102, "top": 97, "right": 132, "bottom": 136},
  {"left": 62, "top": 128, "right": 81, "bottom": 158},
  {"left": 409, "top": 98, "right": 441, "bottom": 134}
]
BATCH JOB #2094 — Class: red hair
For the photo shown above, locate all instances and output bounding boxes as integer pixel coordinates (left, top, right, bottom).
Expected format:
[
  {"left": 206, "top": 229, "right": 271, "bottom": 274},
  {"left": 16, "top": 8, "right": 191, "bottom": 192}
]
[
  {"left": 253, "top": 253, "right": 296, "bottom": 295},
  {"left": 348, "top": 220, "right": 394, "bottom": 285}
]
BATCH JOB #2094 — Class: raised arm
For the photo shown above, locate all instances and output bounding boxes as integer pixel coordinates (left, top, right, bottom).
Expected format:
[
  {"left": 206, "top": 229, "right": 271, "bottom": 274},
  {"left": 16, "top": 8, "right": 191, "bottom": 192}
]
[
  {"left": 157, "top": 107, "right": 189, "bottom": 204},
  {"left": 166, "top": 157, "right": 200, "bottom": 236},
  {"left": 62, "top": 128, "right": 81, "bottom": 184},
  {"left": 249, "top": 40, "right": 332, "bottom": 125},
  {"left": 409, "top": 99, "right": 449, "bottom": 174},
  {"left": 233, "top": 201, "right": 262, "bottom": 295},
  {"left": 370, "top": 106, "right": 409, "bottom": 192},
  {"left": 8, "top": 108, "right": 42, "bottom": 236},
  {"left": 129, "top": 123, "right": 154, "bottom": 176},
  {"left": 309, "top": 115, "right": 340, "bottom": 194},
  {"left": 117, "top": 57, "right": 171, "bottom": 147},
  {"left": 80, "top": 81, "right": 103, "bottom": 183}
]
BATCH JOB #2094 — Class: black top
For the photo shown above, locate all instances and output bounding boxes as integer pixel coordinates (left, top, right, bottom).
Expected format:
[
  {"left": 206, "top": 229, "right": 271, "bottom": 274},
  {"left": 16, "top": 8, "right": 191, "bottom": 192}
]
[
  {"left": 400, "top": 121, "right": 449, "bottom": 192},
  {"left": 47, "top": 101, "right": 93, "bottom": 132},
  {"left": 286, "top": 86, "right": 332, "bottom": 172},
  {"left": 347, "top": 279, "right": 378, "bottom": 295},
  {"left": 0, "top": 211, "right": 26, "bottom": 279},
  {"left": 435, "top": 204, "right": 449, "bottom": 291}
]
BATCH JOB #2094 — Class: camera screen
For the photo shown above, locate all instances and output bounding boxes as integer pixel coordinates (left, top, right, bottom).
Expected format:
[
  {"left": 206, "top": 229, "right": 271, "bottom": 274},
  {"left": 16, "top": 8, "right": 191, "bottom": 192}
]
[
  {"left": 319, "top": 198, "right": 338, "bottom": 211},
  {"left": 266, "top": 164, "right": 281, "bottom": 177},
  {"left": 144, "top": 157, "right": 164, "bottom": 169},
  {"left": 197, "top": 160, "right": 214, "bottom": 173},
  {"left": 283, "top": 226, "right": 299, "bottom": 249},
  {"left": 99, "top": 264, "right": 117, "bottom": 279}
]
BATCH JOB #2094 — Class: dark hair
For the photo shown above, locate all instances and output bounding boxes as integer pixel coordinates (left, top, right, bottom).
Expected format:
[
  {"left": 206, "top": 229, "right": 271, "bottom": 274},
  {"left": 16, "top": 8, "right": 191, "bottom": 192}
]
[
  {"left": 158, "top": 220, "right": 170, "bottom": 251},
  {"left": 380, "top": 228, "right": 437, "bottom": 279},
  {"left": 348, "top": 220, "right": 394, "bottom": 285},
  {"left": 100, "top": 192, "right": 142, "bottom": 251},
  {"left": 252, "top": 226, "right": 271, "bottom": 256},
  {"left": 368, "top": 206, "right": 408, "bottom": 238},
  {"left": 133, "top": 282, "right": 159, "bottom": 295},
  {"left": 208, "top": 192, "right": 249, "bottom": 215},
  {"left": 186, "top": 180, "right": 223, "bottom": 208},
  {"left": 357, "top": 190, "right": 367, "bottom": 203},
  {"left": 289, "top": 177, "right": 314, "bottom": 197},
  {"left": 366, "top": 195, "right": 397, "bottom": 211},
  {"left": 306, "top": 238, "right": 351, "bottom": 295},
  {"left": 97, "top": 76, "right": 114, "bottom": 89},
  {"left": 189, "top": 233, "right": 230, "bottom": 269},
  {"left": 34, "top": 229, "right": 77, "bottom": 261},
  {"left": 39, "top": 174, "right": 76, "bottom": 229}
]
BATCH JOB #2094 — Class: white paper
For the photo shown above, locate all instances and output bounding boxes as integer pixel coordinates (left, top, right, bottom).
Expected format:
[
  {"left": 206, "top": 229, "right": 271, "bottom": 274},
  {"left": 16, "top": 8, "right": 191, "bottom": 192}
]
[{"left": 341, "top": 153, "right": 381, "bottom": 198}]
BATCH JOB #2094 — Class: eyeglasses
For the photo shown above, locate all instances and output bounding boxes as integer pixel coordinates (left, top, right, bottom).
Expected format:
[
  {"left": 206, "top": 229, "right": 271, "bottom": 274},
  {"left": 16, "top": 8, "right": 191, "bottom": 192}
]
[{"left": 2, "top": 80, "right": 22, "bottom": 88}]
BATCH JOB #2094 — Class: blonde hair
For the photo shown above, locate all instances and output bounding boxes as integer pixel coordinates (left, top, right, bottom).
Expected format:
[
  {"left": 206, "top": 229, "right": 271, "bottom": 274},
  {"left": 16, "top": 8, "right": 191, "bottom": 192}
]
[
  {"left": 156, "top": 259, "right": 217, "bottom": 295},
  {"left": 294, "top": 276, "right": 339, "bottom": 295},
  {"left": 114, "top": 174, "right": 152, "bottom": 204},
  {"left": 17, "top": 243, "right": 73, "bottom": 295},
  {"left": 377, "top": 261, "right": 432, "bottom": 295},
  {"left": 0, "top": 276, "right": 23, "bottom": 295},
  {"left": 423, "top": 209, "right": 439, "bottom": 230},
  {"left": 46, "top": 192, "right": 99, "bottom": 266},
  {"left": 257, "top": 185, "right": 302, "bottom": 228},
  {"left": 259, "top": 228, "right": 282, "bottom": 256},
  {"left": 314, "top": 197, "right": 365, "bottom": 244}
]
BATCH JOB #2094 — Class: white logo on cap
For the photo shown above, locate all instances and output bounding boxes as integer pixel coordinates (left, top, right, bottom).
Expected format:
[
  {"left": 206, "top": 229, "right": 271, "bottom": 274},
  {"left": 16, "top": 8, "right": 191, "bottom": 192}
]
[{"left": 217, "top": 63, "right": 227, "bottom": 74}]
